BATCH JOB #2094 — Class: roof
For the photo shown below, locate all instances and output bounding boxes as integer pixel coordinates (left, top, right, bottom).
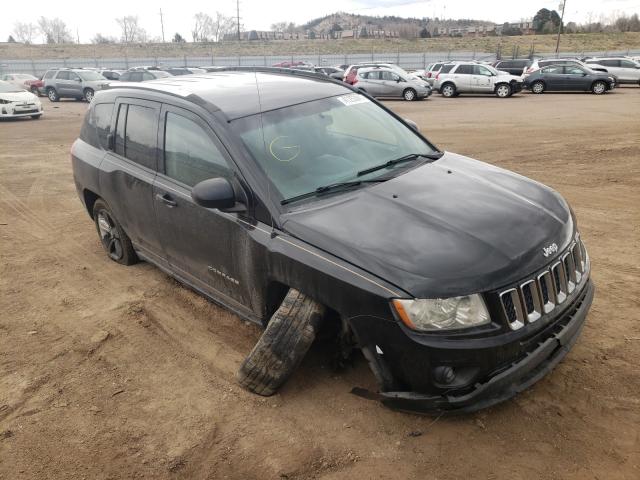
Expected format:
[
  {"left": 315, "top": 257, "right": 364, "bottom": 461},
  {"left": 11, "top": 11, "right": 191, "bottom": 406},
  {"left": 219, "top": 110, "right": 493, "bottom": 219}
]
[{"left": 109, "top": 69, "right": 351, "bottom": 120}]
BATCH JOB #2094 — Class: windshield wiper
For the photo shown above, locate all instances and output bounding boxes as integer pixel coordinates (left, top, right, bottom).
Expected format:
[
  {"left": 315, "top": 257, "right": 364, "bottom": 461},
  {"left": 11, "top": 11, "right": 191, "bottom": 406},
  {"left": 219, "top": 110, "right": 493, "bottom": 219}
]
[
  {"left": 281, "top": 179, "right": 384, "bottom": 205},
  {"left": 357, "top": 152, "right": 444, "bottom": 177}
]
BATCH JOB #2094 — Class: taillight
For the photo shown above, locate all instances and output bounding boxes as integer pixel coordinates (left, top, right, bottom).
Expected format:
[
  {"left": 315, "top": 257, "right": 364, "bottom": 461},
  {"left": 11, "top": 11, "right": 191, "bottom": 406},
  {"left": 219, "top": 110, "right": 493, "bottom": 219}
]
[
  {"left": 352, "top": 77, "right": 358, "bottom": 85},
  {"left": 427, "top": 72, "right": 432, "bottom": 78},
  {"left": 435, "top": 73, "right": 440, "bottom": 80}
]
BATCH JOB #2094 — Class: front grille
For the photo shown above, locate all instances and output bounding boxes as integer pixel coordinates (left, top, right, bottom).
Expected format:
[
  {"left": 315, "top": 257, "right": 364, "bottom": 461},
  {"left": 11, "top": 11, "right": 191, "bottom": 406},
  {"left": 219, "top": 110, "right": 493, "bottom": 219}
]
[{"left": 499, "top": 234, "right": 588, "bottom": 330}]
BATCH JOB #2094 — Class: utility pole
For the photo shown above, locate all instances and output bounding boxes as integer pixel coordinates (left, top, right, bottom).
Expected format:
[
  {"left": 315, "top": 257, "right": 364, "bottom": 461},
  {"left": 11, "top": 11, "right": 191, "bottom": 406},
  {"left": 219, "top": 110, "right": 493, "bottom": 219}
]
[
  {"left": 76, "top": 28, "right": 80, "bottom": 44},
  {"left": 555, "top": 0, "right": 567, "bottom": 54},
  {"left": 159, "top": 8, "right": 166, "bottom": 43},
  {"left": 236, "top": 0, "right": 241, "bottom": 41}
]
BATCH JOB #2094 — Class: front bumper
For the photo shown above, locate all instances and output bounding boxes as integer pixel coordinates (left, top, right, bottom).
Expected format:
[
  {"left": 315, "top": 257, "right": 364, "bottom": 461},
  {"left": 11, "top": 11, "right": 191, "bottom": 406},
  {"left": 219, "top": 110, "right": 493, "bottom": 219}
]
[
  {"left": 378, "top": 280, "right": 594, "bottom": 414},
  {"left": 511, "top": 82, "right": 524, "bottom": 93}
]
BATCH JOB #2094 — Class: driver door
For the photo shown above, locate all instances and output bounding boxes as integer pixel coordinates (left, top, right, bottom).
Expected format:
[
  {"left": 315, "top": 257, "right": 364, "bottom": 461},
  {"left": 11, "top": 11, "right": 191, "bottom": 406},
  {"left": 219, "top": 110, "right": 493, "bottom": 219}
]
[
  {"left": 471, "top": 65, "right": 494, "bottom": 92},
  {"left": 153, "top": 104, "right": 251, "bottom": 307}
]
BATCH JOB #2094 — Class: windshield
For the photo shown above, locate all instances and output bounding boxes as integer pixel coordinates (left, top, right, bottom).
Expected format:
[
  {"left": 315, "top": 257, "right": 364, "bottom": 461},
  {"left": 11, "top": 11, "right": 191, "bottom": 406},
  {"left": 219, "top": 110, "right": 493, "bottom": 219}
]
[
  {"left": 78, "top": 71, "right": 106, "bottom": 81},
  {"left": 0, "top": 81, "right": 22, "bottom": 93},
  {"left": 231, "top": 93, "right": 437, "bottom": 203}
]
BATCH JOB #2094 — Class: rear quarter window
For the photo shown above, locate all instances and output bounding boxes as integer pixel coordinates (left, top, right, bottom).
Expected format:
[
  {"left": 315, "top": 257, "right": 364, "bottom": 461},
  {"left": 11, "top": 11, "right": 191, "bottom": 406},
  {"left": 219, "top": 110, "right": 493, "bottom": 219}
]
[{"left": 79, "top": 102, "right": 114, "bottom": 149}]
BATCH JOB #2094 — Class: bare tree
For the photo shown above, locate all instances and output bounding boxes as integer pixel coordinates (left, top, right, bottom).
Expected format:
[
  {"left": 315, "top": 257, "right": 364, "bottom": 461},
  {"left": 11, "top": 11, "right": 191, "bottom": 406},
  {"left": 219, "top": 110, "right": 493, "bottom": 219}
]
[
  {"left": 116, "top": 16, "right": 147, "bottom": 43},
  {"left": 13, "top": 22, "right": 38, "bottom": 44},
  {"left": 192, "top": 12, "right": 213, "bottom": 42},
  {"left": 92, "top": 33, "right": 117, "bottom": 44},
  {"left": 37, "top": 17, "right": 73, "bottom": 44},
  {"left": 212, "top": 12, "right": 236, "bottom": 42}
]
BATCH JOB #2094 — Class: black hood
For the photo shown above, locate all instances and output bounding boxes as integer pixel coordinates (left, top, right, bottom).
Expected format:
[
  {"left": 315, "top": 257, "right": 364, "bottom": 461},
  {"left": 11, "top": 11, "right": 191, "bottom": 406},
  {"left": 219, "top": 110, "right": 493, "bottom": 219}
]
[{"left": 281, "top": 153, "right": 575, "bottom": 298}]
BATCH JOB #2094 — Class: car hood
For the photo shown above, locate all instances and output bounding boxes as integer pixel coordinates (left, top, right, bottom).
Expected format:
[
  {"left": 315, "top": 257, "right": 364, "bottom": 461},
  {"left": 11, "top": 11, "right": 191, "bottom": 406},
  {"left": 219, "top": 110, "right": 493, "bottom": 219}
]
[
  {"left": 0, "top": 91, "right": 38, "bottom": 102},
  {"left": 281, "top": 153, "right": 574, "bottom": 298},
  {"left": 498, "top": 73, "right": 523, "bottom": 81}
]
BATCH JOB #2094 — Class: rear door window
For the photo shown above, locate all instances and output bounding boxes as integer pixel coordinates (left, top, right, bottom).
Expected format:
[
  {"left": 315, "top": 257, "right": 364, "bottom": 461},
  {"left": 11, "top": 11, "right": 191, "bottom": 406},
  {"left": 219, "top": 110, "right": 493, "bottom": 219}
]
[
  {"left": 455, "top": 65, "right": 474, "bottom": 75},
  {"left": 56, "top": 71, "right": 69, "bottom": 80},
  {"left": 620, "top": 60, "right": 637, "bottom": 68}
]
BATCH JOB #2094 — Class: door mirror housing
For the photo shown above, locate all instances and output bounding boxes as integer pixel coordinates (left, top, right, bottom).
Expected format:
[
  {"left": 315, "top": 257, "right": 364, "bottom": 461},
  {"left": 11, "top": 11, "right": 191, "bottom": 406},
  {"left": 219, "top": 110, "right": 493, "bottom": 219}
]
[
  {"left": 403, "top": 118, "right": 419, "bottom": 132},
  {"left": 191, "top": 177, "right": 236, "bottom": 210}
]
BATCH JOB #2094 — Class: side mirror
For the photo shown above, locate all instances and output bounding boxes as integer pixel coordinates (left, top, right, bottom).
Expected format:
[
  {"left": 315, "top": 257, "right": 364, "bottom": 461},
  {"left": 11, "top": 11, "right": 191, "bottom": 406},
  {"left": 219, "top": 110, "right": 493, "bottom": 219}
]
[
  {"left": 396, "top": 78, "right": 401, "bottom": 83},
  {"left": 192, "top": 177, "right": 236, "bottom": 210},
  {"left": 76, "top": 78, "right": 82, "bottom": 82},
  {"left": 404, "top": 118, "right": 419, "bottom": 132}
]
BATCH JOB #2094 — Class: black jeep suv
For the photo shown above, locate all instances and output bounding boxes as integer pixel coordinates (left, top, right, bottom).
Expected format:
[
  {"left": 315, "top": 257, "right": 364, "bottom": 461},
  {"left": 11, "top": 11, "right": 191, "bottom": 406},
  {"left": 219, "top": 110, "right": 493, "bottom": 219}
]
[{"left": 71, "top": 68, "right": 594, "bottom": 414}]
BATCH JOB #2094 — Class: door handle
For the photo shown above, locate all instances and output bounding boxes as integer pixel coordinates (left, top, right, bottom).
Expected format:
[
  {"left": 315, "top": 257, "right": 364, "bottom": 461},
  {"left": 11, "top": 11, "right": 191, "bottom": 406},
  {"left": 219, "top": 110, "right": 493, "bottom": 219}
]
[{"left": 156, "top": 193, "right": 177, "bottom": 207}]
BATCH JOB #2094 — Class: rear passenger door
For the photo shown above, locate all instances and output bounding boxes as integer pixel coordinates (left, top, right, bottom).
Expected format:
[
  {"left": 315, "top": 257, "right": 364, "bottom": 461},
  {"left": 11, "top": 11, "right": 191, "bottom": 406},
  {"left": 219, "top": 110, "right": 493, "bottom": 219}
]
[
  {"left": 153, "top": 104, "right": 251, "bottom": 307},
  {"left": 99, "top": 98, "right": 165, "bottom": 260},
  {"left": 452, "top": 64, "right": 473, "bottom": 91},
  {"left": 541, "top": 66, "right": 564, "bottom": 90}
]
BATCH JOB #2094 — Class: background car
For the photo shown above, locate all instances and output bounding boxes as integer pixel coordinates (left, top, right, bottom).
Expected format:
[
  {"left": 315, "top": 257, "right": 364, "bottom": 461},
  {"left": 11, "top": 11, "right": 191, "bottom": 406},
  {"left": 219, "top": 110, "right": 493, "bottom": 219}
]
[
  {"left": 524, "top": 64, "right": 616, "bottom": 94},
  {"left": 436, "top": 63, "right": 523, "bottom": 97},
  {"left": 492, "top": 59, "right": 533, "bottom": 76},
  {"left": 355, "top": 67, "right": 431, "bottom": 100},
  {"left": 584, "top": 57, "right": 640, "bottom": 85},
  {"left": 1, "top": 73, "right": 39, "bottom": 91},
  {"left": 118, "top": 70, "right": 173, "bottom": 82},
  {"left": 97, "top": 69, "right": 124, "bottom": 81},
  {"left": 0, "top": 80, "right": 43, "bottom": 119},
  {"left": 315, "top": 66, "right": 345, "bottom": 80},
  {"left": 344, "top": 62, "right": 423, "bottom": 85},
  {"left": 162, "top": 67, "right": 206, "bottom": 76},
  {"left": 43, "top": 68, "right": 110, "bottom": 102},
  {"left": 526, "top": 58, "right": 610, "bottom": 76}
]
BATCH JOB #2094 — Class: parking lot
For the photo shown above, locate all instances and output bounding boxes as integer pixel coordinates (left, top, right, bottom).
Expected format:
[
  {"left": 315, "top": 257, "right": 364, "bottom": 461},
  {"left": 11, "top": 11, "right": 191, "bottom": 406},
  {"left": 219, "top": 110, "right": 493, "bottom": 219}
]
[{"left": 1, "top": 88, "right": 639, "bottom": 479}]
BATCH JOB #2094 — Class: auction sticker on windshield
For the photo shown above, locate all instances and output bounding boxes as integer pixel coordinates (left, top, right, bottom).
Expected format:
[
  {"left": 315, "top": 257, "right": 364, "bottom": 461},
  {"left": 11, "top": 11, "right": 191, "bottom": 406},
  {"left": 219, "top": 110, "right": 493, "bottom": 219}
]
[{"left": 337, "top": 93, "right": 369, "bottom": 106}]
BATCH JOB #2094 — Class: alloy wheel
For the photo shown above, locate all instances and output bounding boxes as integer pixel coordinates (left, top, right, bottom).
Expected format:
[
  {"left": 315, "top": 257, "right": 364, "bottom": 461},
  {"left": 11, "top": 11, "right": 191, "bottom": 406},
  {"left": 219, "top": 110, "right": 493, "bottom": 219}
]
[
  {"left": 496, "top": 85, "right": 511, "bottom": 97},
  {"left": 97, "top": 211, "right": 123, "bottom": 261}
]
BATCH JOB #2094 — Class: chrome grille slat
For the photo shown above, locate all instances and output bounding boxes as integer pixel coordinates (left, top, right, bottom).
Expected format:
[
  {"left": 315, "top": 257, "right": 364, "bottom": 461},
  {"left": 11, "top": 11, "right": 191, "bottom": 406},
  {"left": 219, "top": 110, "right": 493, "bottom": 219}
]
[{"left": 499, "top": 236, "right": 588, "bottom": 330}]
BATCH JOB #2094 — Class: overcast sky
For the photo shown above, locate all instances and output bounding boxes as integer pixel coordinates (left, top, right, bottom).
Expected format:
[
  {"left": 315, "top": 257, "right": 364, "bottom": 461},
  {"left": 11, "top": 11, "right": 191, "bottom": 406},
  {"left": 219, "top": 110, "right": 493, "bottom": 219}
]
[{"left": 3, "top": 0, "right": 640, "bottom": 43}]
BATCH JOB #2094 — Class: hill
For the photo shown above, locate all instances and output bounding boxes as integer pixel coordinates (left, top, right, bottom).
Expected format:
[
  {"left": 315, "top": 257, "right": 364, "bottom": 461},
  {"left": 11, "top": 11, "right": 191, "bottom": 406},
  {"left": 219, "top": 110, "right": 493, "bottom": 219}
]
[{"left": 1, "top": 32, "right": 639, "bottom": 60}]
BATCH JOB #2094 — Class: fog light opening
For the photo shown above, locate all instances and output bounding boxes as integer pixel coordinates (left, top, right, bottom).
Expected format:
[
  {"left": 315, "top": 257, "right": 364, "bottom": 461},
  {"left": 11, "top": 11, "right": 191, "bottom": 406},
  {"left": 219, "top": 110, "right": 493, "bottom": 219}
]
[{"left": 433, "top": 366, "right": 456, "bottom": 385}]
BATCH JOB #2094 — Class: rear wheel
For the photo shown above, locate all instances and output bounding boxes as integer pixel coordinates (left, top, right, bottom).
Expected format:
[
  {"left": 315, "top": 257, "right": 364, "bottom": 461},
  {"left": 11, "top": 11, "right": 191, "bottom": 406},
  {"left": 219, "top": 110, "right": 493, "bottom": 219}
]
[
  {"left": 92, "top": 199, "right": 138, "bottom": 265},
  {"left": 31, "top": 114, "right": 42, "bottom": 119},
  {"left": 441, "top": 83, "right": 456, "bottom": 98},
  {"left": 591, "top": 81, "right": 607, "bottom": 95},
  {"left": 531, "top": 81, "right": 545, "bottom": 94},
  {"left": 46, "top": 88, "right": 59, "bottom": 102},
  {"left": 403, "top": 88, "right": 417, "bottom": 101},
  {"left": 237, "top": 288, "right": 325, "bottom": 396},
  {"left": 495, "top": 83, "right": 512, "bottom": 98}
]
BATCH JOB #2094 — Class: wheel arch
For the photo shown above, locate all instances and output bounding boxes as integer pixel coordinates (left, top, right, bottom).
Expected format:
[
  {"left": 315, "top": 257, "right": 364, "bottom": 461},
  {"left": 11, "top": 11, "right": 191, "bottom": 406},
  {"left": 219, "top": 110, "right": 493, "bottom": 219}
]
[{"left": 83, "top": 188, "right": 100, "bottom": 219}]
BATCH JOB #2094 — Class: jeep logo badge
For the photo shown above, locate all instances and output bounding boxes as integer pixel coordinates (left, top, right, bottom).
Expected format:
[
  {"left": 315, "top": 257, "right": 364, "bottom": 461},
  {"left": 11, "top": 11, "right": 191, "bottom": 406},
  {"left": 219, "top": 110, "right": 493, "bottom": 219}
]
[{"left": 542, "top": 243, "right": 559, "bottom": 257}]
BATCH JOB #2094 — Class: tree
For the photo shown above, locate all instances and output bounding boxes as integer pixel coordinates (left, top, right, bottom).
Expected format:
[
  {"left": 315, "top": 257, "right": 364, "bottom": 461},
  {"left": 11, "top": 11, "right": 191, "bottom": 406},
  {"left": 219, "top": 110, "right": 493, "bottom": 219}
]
[
  {"left": 92, "top": 33, "right": 116, "bottom": 44},
  {"left": 360, "top": 26, "right": 369, "bottom": 38},
  {"left": 419, "top": 27, "right": 431, "bottom": 38},
  {"left": 533, "top": 8, "right": 562, "bottom": 34},
  {"left": 212, "top": 12, "right": 236, "bottom": 42},
  {"left": 172, "top": 32, "right": 186, "bottom": 43},
  {"left": 8, "top": 35, "right": 16, "bottom": 42},
  {"left": 13, "top": 22, "right": 38, "bottom": 43},
  {"left": 192, "top": 12, "right": 213, "bottom": 42},
  {"left": 37, "top": 17, "right": 73, "bottom": 43},
  {"left": 116, "top": 16, "right": 146, "bottom": 43}
]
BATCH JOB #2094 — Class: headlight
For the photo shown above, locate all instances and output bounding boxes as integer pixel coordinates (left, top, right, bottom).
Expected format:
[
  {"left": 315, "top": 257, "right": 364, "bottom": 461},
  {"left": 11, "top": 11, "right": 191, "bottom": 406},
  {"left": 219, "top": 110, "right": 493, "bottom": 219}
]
[{"left": 393, "top": 295, "right": 490, "bottom": 331}]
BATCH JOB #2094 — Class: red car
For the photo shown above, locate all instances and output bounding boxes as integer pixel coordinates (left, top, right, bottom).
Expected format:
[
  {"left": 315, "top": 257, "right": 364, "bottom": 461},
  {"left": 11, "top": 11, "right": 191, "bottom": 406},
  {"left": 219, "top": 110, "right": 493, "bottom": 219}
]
[{"left": 24, "top": 78, "right": 44, "bottom": 96}]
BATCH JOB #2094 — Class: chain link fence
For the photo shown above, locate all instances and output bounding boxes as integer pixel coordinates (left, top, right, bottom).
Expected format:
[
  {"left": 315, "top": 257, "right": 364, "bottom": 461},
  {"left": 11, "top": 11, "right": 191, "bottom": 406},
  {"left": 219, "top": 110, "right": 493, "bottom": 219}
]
[{"left": 1, "top": 49, "right": 639, "bottom": 76}]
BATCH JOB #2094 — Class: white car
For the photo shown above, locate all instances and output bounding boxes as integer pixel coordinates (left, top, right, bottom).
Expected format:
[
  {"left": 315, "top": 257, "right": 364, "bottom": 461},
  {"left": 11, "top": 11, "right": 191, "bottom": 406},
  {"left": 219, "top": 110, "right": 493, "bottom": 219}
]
[
  {"left": 584, "top": 57, "right": 640, "bottom": 85},
  {"left": 434, "top": 63, "right": 523, "bottom": 98},
  {"left": 0, "top": 80, "right": 43, "bottom": 119},
  {"left": 1, "top": 73, "right": 38, "bottom": 91}
]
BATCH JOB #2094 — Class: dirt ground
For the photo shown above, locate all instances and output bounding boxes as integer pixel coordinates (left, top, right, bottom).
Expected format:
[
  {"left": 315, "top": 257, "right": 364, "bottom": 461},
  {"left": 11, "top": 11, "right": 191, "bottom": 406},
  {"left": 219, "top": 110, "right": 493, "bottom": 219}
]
[{"left": 1, "top": 87, "right": 639, "bottom": 480}]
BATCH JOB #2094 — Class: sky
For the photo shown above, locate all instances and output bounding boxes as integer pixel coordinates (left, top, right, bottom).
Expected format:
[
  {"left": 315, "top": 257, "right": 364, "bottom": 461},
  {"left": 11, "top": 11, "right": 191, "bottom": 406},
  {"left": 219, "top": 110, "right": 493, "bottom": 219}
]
[{"left": 3, "top": 0, "right": 640, "bottom": 43}]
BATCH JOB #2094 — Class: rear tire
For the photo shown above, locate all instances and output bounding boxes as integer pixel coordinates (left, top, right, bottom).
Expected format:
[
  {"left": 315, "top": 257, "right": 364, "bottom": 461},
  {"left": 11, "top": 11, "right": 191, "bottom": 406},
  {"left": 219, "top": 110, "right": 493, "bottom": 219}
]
[
  {"left": 46, "top": 88, "right": 59, "bottom": 102},
  {"left": 31, "top": 114, "right": 42, "bottom": 119},
  {"left": 591, "top": 81, "right": 607, "bottom": 95},
  {"left": 237, "top": 288, "right": 325, "bottom": 396},
  {"left": 441, "top": 83, "right": 456, "bottom": 98},
  {"left": 403, "top": 88, "right": 417, "bottom": 101},
  {"left": 531, "top": 81, "right": 545, "bottom": 94},
  {"left": 92, "top": 199, "right": 138, "bottom": 266}
]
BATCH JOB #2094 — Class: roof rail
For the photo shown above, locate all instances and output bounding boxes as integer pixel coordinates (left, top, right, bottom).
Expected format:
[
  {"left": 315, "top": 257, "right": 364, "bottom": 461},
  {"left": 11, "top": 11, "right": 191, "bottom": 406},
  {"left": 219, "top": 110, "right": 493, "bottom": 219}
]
[{"left": 211, "top": 66, "right": 342, "bottom": 85}]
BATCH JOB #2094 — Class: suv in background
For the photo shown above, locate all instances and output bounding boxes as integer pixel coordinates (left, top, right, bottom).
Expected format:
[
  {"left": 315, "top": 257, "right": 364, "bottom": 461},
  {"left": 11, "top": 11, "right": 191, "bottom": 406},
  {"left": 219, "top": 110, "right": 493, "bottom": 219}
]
[
  {"left": 492, "top": 59, "right": 532, "bottom": 76},
  {"left": 435, "top": 63, "right": 523, "bottom": 98},
  {"left": 118, "top": 70, "right": 172, "bottom": 82},
  {"left": 355, "top": 67, "right": 431, "bottom": 100},
  {"left": 43, "top": 68, "right": 110, "bottom": 102},
  {"left": 97, "top": 69, "right": 125, "bottom": 81},
  {"left": 584, "top": 57, "right": 640, "bottom": 85}
]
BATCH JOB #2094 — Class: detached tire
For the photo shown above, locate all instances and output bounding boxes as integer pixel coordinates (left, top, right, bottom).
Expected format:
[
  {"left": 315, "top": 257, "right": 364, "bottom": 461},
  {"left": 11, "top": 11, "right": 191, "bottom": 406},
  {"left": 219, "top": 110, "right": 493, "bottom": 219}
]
[{"left": 237, "top": 289, "right": 325, "bottom": 396}]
